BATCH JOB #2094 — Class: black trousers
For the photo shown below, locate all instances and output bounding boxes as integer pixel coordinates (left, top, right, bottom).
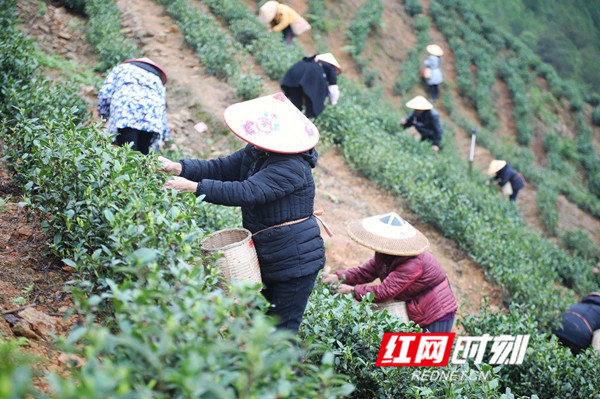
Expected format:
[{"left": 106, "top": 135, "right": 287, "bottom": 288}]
[
  {"left": 116, "top": 127, "right": 153, "bottom": 155},
  {"left": 282, "top": 86, "right": 317, "bottom": 118},
  {"left": 261, "top": 271, "right": 319, "bottom": 333},
  {"left": 429, "top": 84, "right": 440, "bottom": 102}
]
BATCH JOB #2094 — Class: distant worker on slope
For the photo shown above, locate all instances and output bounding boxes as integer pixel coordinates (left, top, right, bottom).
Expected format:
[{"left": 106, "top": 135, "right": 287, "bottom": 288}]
[
  {"left": 98, "top": 57, "right": 170, "bottom": 155},
  {"left": 280, "top": 53, "right": 342, "bottom": 118},
  {"left": 423, "top": 44, "right": 444, "bottom": 103},
  {"left": 553, "top": 292, "right": 600, "bottom": 355},
  {"left": 258, "top": 1, "right": 311, "bottom": 45},
  {"left": 486, "top": 160, "right": 525, "bottom": 202},
  {"left": 321, "top": 212, "right": 458, "bottom": 333},
  {"left": 400, "top": 95, "right": 443, "bottom": 152}
]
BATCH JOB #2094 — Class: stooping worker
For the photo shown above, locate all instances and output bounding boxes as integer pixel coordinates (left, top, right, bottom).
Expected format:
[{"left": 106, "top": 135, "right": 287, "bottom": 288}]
[
  {"left": 258, "top": 1, "right": 311, "bottom": 45},
  {"left": 423, "top": 44, "right": 444, "bottom": 102},
  {"left": 98, "top": 57, "right": 170, "bottom": 155},
  {"left": 401, "top": 95, "right": 443, "bottom": 152},
  {"left": 157, "top": 92, "right": 326, "bottom": 334},
  {"left": 280, "top": 53, "right": 342, "bottom": 118},
  {"left": 553, "top": 292, "right": 600, "bottom": 355},
  {"left": 321, "top": 212, "right": 458, "bottom": 333},
  {"left": 486, "top": 160, "right": 525, "bottom": 201}
]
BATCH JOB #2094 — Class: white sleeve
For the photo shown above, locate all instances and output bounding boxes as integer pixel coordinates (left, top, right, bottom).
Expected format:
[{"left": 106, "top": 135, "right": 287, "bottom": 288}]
[{"left": 328, "top": 85, "right": 340, "bottom": 105}]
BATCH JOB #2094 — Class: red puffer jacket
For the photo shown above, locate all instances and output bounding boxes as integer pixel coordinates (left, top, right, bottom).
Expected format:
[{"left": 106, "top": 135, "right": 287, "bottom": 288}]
[{"left": 335, "top": 252, "right": 458, "bottom": 326}]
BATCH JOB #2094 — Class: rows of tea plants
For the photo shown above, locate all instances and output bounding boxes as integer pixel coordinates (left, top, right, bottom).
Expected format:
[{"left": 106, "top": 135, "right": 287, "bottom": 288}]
[
  {"left": 431, "top": 0, "right": 600, "bottom": 203},
  {"left": 57, "top": 0, "right": 139, "bottom": 71},
  {"left": 4, "top": 1, "right": 523, "bottom": 397},
  {"left": 393, "top": 14, "right": 431, "bottom": 96},
  {"left": 200, "top": 2, "right": 600, "bottom": 395},
  {"left": 313, "top": 82, "right": 600, "bottom": 396},
  {"left": 1, "top": 2, "right": 354, "bottom": 396},
  {"left": 4, "top": 2, "right": 503, "bottom": 397},
  {"left": 199, "top": 0, "right": 304, "bottom": 80},
  {"left": 345, "top": 0, "right": 382, "bottom": 70}
]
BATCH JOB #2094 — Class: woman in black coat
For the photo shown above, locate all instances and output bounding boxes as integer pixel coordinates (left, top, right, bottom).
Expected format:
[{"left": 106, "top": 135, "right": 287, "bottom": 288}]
[
  {"left": 553, "top": 293, "right": 600, "bottom": 355},
  {"left": 401, "top": 95, "right": 443, "bottom": 152},
  {"left": 487, "top": 160, "right": 525, "bottom": 201},
  {"left": 158, "top": 92, "right": 325, "bottom": 334},
  {"left": 280, "top": 53, "right": 342, "bottom": 118}
]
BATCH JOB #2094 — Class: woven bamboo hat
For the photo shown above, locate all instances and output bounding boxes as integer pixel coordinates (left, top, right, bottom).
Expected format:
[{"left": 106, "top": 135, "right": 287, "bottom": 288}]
[
  {"left": 426, "top": 44, "right": 444, "bottom": 56},
  {"left": 487, "top": 160, "right": 507, "bottom": 175},
  {"left": 347, "top": 212, "right": 430, "bottom": 256},
  {"left": 122, "top": 57, "right": 168, "bottom": 85},
  {"left": 406, "top": 95, "right": 433, "bottom": 110},
  {"left": 315, "top": 53, "right": 342, "bottom": 75},
  {"left": 258, "top": 1, "right": 278, "bottom": 24},
  {"left": 224, "top": 92, "right": 319, "bottom": 154}
]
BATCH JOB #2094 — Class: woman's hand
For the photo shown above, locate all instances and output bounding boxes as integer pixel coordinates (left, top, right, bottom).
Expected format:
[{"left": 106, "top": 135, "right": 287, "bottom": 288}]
[
  {"left": 165, "top": 176, "right": 198, "bottom": 193},
  {"left": 337, "top": 284, "right": 354, "bottom": 295},
  {"left": 157, "top": 156, "right": 182, "bottom": 176},
  {"left": 321, "top": 272, "right": 340, "bottom": 284}
]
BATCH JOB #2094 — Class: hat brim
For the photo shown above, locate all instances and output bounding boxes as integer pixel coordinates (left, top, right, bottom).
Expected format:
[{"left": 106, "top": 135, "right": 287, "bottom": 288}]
[
  {"left": 406, "top": 96, "right": 433, "bottom": 110},
  {"left": 224, "top": 92, "right": 319, "bottom": 154},
  {"left": 487, "top": 160, "right": 507, "bottom": 175},
  {"left": 346, "top": 219, "right": 430, "bottom": 256},
  {"left": 315, "top": 53, "right": 342, "bottom": 75},
  {"left": 123, "top": 58, "right": 168, "bottom": 85},
  {"left": 426, "top": 45, "right": 444, "bottom": 56}
]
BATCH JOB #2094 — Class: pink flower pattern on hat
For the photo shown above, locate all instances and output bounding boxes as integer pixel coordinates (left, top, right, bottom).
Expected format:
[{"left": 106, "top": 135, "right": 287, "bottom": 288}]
[{"left": 243, "top": 112, "right": 279, "bottom": 136}]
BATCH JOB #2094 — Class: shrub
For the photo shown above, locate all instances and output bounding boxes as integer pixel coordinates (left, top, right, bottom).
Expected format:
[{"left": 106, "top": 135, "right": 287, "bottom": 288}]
[
  {"left": 403, "top": 0, "right": 424, "bottom": 17},
  {"left": 461, "top": 303, "right": 600, "bottom": 398}
]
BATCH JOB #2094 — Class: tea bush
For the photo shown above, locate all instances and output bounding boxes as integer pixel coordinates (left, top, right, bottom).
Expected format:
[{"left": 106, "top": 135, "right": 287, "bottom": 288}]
[
  {"left": 81, "top": 0, "right": 140, "bottom": 71},
  {"left": 393, "top": 15, "right": 430, "bottom": 96},
  {"left": 346, "top": 0, "right": 383, "bottom": 61},
  {"left": 461, "top": 303, "right": 600, "bottom": 398},
  {"left": 199, "top": 0, "right": 304, "bottom": 80},
  {"left": 1, "top": 4, "right": 352, "bottom": 396},
  {"left": 303, "top": 284, "right": 517, "bottom": 398}
]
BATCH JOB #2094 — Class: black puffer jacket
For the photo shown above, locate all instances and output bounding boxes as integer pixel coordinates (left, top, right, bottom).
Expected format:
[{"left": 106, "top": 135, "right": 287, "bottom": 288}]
[
  {"left": 179, "top": 144, "right": 325, "bottom": 282},
  {"left": 402, "top": 109, "right": 443, "bottom": 146}
]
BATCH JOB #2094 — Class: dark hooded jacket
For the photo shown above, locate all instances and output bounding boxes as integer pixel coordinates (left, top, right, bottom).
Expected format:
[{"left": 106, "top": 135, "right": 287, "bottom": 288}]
[
  {"left": 280, "top": 55, "right": 335, "bottom": 118},
  {"left": 402, "top": 109, "right": 443, "bottom": 146},
  {"left": 553, "top": 293, "right": 600, "bottom": 354},
  {"left": 179, "top": 144, "right": 325, "bottom": 282}
]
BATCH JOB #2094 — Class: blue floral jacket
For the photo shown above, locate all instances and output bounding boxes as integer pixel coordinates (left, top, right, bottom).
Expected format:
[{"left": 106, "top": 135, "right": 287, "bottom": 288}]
[{"left": 98, "top": 63, "right": 170, "bottom": 151}]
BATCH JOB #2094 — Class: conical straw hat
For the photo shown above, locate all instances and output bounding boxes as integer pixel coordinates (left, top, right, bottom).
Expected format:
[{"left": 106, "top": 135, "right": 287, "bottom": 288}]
[
  {"left": 426, "top": 44, "right": 444, "bottom": 56},
  {"left": 258, "top": 1, "right": 278, "bottom": 24},
  {"left": 487, "top": 160, "right": 507, "bottom": 175},
  {"left": 315, "top": 53, "right": 342, "bottom": 74},
  {"left": 123, "top": 57, "right": 168, "bottom": 84},
  {"left": 405, "top": 95, "right": 433, "bottom": 110},
  {"left": 347, "top": 212, "right": 430, "bottom": 256},
  {"left": 224, "top": 92, "right": 319, "bottom": 154}
]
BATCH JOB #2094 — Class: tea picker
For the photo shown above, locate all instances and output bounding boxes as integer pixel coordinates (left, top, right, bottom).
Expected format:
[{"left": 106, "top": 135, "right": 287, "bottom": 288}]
[
  {"left": 321, "top": 212, "right": 458, "bottom": 332},
  {"left": 157, "top": 92, "right": 329, "bottom": 334},
  {"left": 400, "top": 95, "right": 443, "bottom": 152},
  {"left": 486, "top": 160, "right": 525, "bottom": 201},
  {"left": 258, "top": 1, "right": 311, "bottom": 45}
]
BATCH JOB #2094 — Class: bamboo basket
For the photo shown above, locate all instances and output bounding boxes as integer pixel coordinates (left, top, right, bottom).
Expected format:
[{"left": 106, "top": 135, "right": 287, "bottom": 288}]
[
  {"left": 201, "top": 228, "right": 262, "bottom": 290},
  {"left": 372, "top": 300, "right": 409, "bottom": 323}
]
